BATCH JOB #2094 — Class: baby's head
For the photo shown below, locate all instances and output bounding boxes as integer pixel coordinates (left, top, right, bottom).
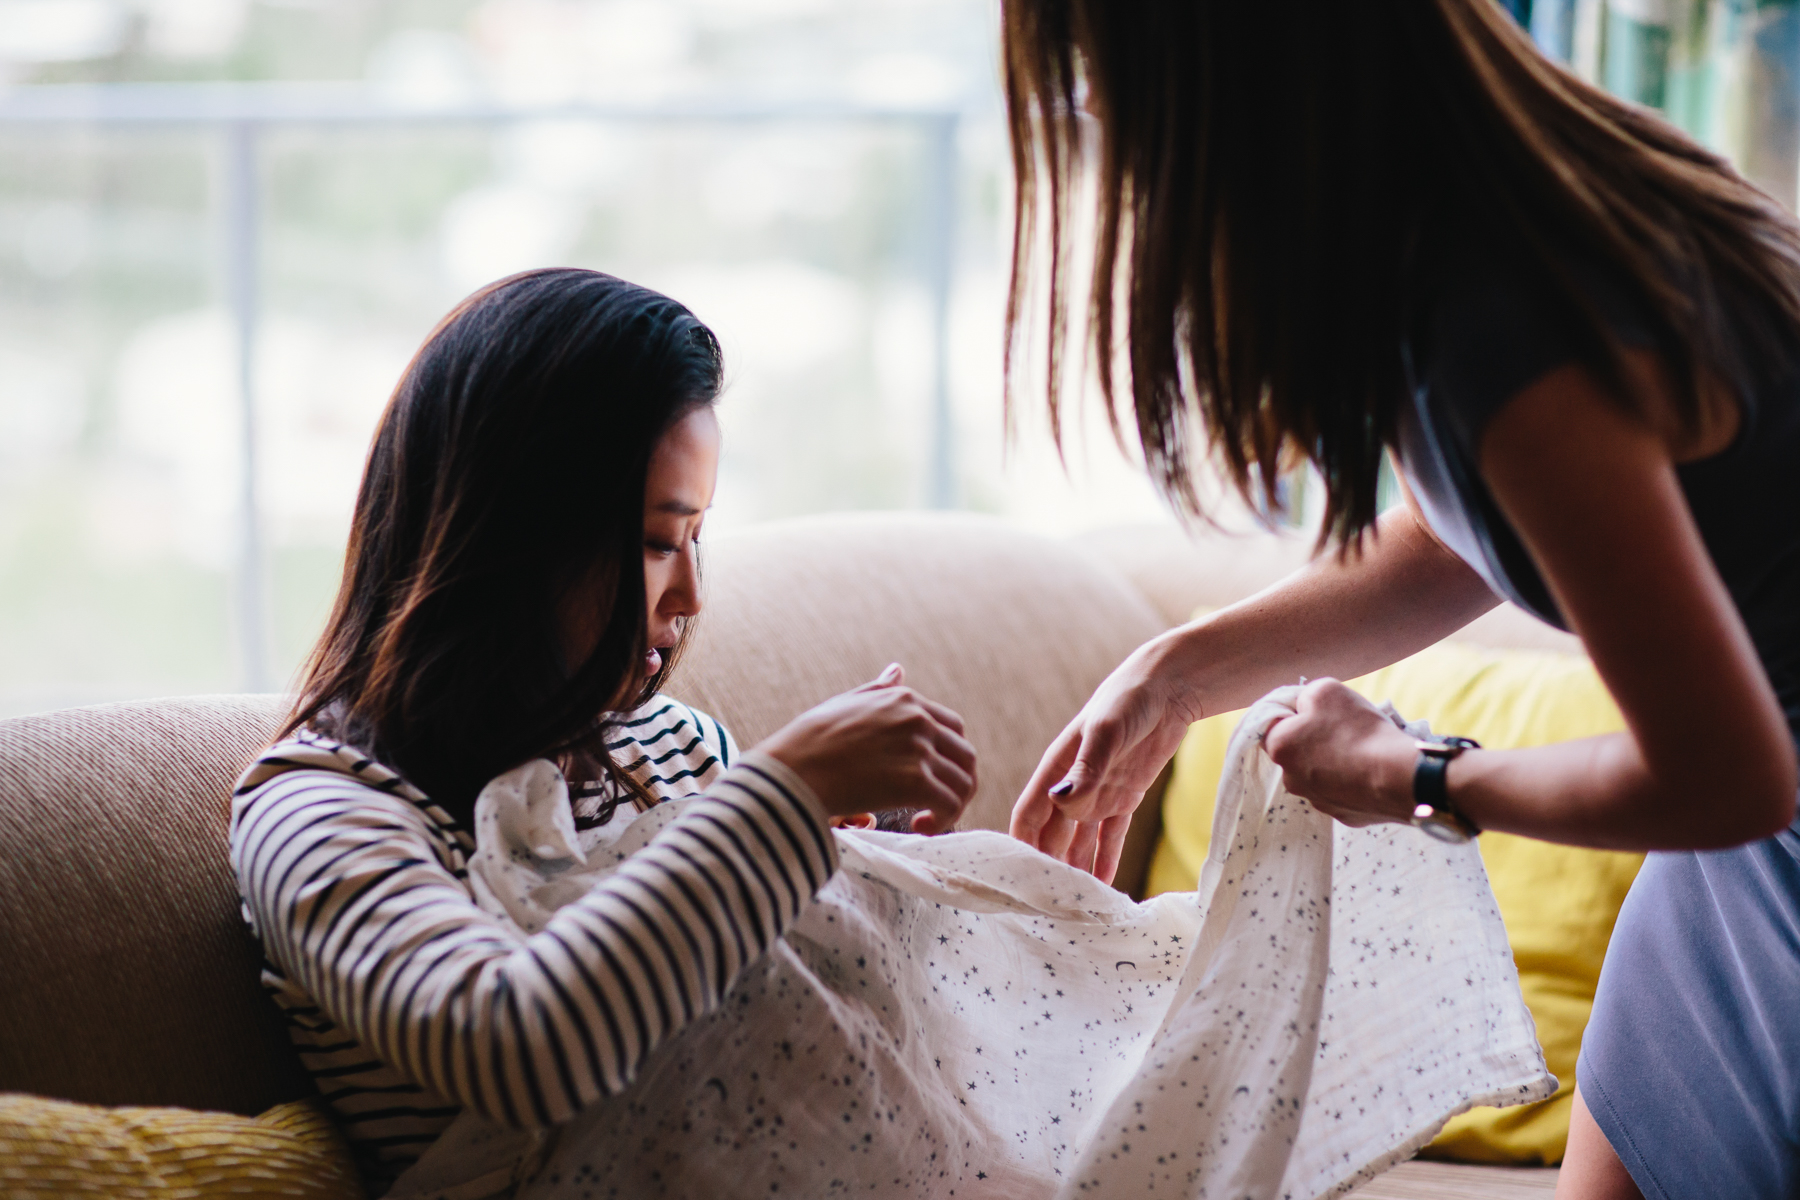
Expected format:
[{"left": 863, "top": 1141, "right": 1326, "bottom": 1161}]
[{"left": 830, "top": 809, "right": 924, "bottom": 834}]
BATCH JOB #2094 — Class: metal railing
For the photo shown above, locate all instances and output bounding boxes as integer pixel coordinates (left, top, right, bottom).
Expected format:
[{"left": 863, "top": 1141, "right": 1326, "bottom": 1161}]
[{"left": 0, "top": 83, "right": 963, "bottom": 691}]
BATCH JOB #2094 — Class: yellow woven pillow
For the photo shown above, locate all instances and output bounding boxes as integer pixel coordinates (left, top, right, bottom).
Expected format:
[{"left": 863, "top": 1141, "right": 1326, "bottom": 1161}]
[
  {"left": 1146, "top": 638, "right": 1644, "bottom": 1166},
  {"left": 0, "top": 1093, "right": 365, "bottom": 1199}
]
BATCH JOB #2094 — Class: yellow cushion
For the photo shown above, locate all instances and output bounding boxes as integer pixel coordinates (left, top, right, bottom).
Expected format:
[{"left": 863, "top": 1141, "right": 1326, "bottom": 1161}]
[
  {"left": 1146, "top": 639, "right": 1644, "bottom": 1165},
  {"left": 0, "top": 1093, "right": 365, "bottom": 1198}
]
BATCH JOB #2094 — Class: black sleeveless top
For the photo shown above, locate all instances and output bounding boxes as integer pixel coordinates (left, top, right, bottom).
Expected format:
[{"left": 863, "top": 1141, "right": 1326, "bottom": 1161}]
[{"left": 1397, "top": 228, "right": 1800, "bottom": 745}]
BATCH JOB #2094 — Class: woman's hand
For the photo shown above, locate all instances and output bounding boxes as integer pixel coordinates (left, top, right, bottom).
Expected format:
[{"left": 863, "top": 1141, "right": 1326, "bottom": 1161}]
[
  {"left": 1010, "top": 501, "right": 1503, "bottom": 884},
  {"left": 1010, "top": 633, "right": 1201, "bottom": 884},
  {"left": 1261, "top": 679, "right": 1417, "bottom": 828},
  {"left": 757, "top": 664, "right": 978, "bottom": 835}
]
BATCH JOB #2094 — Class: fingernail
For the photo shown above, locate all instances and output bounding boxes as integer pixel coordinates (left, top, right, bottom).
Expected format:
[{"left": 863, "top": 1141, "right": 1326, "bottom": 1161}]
[
  {"left": 1049, "top": 780, "right": 1074, "bottom": 798},
  {"left": 879, "top": 662, "right": 902, "bottom": 682}
]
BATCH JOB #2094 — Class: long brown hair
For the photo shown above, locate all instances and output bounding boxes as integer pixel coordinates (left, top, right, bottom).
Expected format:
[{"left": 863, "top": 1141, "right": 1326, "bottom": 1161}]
[
  {"left": 1003, "top": 0, "right": 1800, "bottom": 547},
  {"left": 284, "top": 268, "right": 723, "bottom": 827}
]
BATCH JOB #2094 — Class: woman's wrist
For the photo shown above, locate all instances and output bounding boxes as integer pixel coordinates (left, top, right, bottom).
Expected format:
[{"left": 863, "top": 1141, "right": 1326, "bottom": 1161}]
[
  {"left": 1383, "top": 733, "right": 1428, "bottom": 822},
  {"left": 736, "top": 748, "right": 834, "bottom": 829},
  {"left": 1150, "top": 615, "right": 1234, "bottom": 724}
]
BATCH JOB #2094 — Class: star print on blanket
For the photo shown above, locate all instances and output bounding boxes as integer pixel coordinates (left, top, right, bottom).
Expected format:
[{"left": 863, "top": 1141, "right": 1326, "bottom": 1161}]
[{"left": 389, "top": 687, "right": 1552, "bottom": 1200}]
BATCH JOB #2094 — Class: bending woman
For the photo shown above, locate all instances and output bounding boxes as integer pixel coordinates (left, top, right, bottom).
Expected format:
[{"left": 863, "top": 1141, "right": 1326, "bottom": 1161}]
[
  {"left": 1002, "top": 4, "right": 1800, "bottom": 1198},
  {"left": 229, "top": 269, "right": 975, "bottom": 1193}
]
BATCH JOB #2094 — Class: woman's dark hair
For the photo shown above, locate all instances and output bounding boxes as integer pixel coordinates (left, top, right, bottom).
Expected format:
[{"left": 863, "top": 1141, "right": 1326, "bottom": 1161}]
[
  {"left": 283, "top": 268, "right": 723, "bottom": 827},
  {"left": 1003, "top": 0, "right": 1800, "bottom": 547}
]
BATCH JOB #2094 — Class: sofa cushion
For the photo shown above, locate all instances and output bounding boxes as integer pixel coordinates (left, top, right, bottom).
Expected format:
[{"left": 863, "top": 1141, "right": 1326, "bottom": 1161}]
[
  {"left": 0, "top": 1093, "right": 363, "bottom": 1198},
  {"left": 2, "top": 513, "right": 1172, "bottom": 1112},
  {"left": 0, "top": 694, "right": 306, "bottom": 1114}
]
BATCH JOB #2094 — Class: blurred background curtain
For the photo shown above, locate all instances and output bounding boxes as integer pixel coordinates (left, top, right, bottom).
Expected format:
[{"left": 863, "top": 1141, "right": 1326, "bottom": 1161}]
[{"left": 1501, "top": 0, "right": 1800, "bottom": 209}]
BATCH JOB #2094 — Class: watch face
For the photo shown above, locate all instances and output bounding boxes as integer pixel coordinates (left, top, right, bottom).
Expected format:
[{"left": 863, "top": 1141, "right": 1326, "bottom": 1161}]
[{"left": 1416, "top": 815, "right": 1472, "bottom": 845}]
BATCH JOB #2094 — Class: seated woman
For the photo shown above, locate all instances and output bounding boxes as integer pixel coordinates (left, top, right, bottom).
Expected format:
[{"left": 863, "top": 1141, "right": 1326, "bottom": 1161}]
[
  {"left": 232, "top": 267, "right": 1547, "bottom": 1200},
  {"left": 228, "top": 268, "right": 978, "bottom": 1194}
]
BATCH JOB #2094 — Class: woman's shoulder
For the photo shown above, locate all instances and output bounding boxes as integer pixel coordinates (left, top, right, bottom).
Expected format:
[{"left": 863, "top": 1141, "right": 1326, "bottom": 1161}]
[
  {"left": 230, "top": 727, "right": 471, "bottom": 856},
  {"left": 235, "top": 726, "right": 416, "bottom": 800},
  {"left": 612, "top": 694, "right": 737, "bottom": 799},
  {"left": 1412, "top": 214, "right": 1662, "bottom": 456}
]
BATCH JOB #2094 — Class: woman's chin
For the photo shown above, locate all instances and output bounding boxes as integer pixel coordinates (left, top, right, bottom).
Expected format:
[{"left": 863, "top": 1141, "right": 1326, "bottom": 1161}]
[{"left": 643, "top": 648, "right": 664, "bottom": 678}]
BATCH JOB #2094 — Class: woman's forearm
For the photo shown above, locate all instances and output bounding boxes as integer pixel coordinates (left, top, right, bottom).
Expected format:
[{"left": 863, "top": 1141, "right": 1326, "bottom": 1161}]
[
  {"left": 1310, "top": 718, "right": 1796, "bottom": 851},
  {"left": 1015, "top": 496, "right": 1513, "bottom": 876},
  {"left": 1162, "top": 503, "right": 1499, "bottom": 719},
  {"left": 237, "top": 754, "right": 838, "bottom": 1131},
  {"left": 1268, "top": 674, "right": 1792, "bottom": 854},
  {"left": 1451, "top": 734, "right": 1795, "bottom": 850}
]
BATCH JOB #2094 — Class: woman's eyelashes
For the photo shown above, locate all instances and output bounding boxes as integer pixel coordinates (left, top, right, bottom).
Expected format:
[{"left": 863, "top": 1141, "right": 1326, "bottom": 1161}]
[{"left": 644, "top": 532, "right": 701, "bottom": 558}]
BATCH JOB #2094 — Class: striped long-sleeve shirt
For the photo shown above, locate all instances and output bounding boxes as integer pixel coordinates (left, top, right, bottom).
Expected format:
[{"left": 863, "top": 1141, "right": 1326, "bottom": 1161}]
[{"left": 228, "top": 696, "right": 837, "bottom": 1185}]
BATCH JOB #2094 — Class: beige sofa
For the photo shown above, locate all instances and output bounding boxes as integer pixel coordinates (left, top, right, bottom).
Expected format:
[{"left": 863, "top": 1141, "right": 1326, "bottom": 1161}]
[{"left": 0, "top": 512, "right": 1560, "bottom": 1197}]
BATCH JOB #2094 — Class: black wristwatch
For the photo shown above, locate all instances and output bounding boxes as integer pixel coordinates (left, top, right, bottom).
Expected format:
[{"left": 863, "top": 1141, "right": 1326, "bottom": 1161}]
[{"left": 1411, "top": 736, "right": 1481, "bottom": 844}]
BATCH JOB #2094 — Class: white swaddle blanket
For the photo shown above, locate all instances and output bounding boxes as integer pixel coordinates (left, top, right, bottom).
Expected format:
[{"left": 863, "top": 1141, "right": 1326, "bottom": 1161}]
[{"left": 390, "top": 689, "right": 1553, "bottom": 1200}]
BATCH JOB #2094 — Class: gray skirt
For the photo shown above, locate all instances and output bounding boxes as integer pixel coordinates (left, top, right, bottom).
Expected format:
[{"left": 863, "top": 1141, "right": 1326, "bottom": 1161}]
[{"left": 1579, "top": 809, "right": 1800, "bottom": 1199}]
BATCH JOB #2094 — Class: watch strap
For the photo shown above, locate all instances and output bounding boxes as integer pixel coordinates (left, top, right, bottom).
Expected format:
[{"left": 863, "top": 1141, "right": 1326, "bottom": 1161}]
[{"left": 1413, "top": 736, "right": 1481, "bottom": 837}]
